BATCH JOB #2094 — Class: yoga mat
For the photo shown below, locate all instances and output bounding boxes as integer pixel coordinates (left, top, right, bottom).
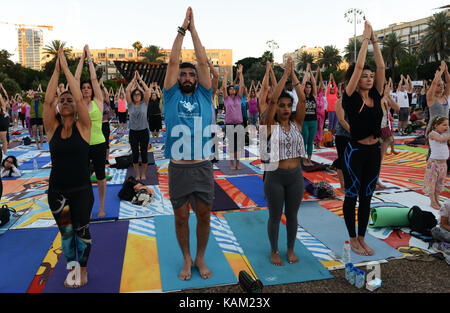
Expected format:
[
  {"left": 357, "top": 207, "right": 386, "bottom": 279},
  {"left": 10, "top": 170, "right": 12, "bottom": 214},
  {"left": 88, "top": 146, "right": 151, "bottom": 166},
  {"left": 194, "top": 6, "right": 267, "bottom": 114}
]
[
  {"left": 91, "top": 185, "right": 122, "bottom": 221},
  {"left": 154, "top": 214, "right": 237, "bottom": 292},
  {"left": 125, "top": 164, "right": 159, "bottom": 185},
  {"left": 302, "top": 160, "right": 329, "bottom": 172},
  {"left": 298, "top": 201, "right": 403, "bottom": 263},
  {"left": 224, "top": 210, "right": 333, "bottom": 285},
  {"left": 212, "top": 182, "right": 239, "bottom": 212},
  {"left": 222, "top": 146, "right": 255, "bottom": 157},
  {"left": 369, "top": 206, "right": 411, "bottom": 228},
  {"left": 0, "top": 227, "right": 58, "bottom": 293},
  {"left": 43, "top": 220, "right": 129, "bottom": 293},
  {"left": 18, "top": 156, "right": 51, "bottom": 171},
  {"left": 226, "top": 175, "right": 267, "bottom": 207},
  {"left": 215, "top": 160, "right": 256, "bottom": 175},
  {"left": 147, "top": 152, "right": 155, "bottom": 165}
]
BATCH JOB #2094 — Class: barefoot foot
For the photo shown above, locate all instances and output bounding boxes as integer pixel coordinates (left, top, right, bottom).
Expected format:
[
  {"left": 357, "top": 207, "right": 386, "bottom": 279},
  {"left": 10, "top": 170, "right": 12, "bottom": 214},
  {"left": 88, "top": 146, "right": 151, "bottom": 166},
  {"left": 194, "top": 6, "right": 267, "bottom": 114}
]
[
  {"left": 357, "top": 237, "right": 374, "bottom": 256},
  {"left": 350, "top": 238, "right": 368, "bottom": 256},
  {"left": 194, "top": 258, "right": 212, "bottom": 279},
  {"left": 270, "top": 251, "right": 283, "bottom": 266},
  {"left": 287, "top": 249, "right": 298, "bottom": 264},
  {"left": 179, "top": 258, "right": 193, "bottom": 280}
]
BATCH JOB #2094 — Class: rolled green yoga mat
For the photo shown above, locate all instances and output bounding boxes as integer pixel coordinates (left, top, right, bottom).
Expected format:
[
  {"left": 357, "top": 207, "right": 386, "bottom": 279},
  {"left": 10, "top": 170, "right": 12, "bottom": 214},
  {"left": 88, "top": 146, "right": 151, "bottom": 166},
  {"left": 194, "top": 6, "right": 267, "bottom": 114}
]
[
  {"left": 91, "top": 175, "right": 112, "bottom": 182},
  {"left": 369, "top": 206, "right": 411, "bottom": 228}
]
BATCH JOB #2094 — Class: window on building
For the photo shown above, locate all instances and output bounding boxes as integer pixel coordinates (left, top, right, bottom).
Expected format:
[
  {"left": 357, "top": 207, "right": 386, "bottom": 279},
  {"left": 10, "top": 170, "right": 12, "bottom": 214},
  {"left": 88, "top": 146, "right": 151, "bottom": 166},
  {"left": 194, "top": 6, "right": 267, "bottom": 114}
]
[
  {"left": 98, "top": 53, "right": 106, "bottom": 58},
  {"left": 118, "top": 53, "right": 125, "bottom": 58},
  {"left": 128, "top": 52, "right": 133, "bottom": 57},
  {"left": 108, "top": 54, "right": 115, "bottom": 58}
]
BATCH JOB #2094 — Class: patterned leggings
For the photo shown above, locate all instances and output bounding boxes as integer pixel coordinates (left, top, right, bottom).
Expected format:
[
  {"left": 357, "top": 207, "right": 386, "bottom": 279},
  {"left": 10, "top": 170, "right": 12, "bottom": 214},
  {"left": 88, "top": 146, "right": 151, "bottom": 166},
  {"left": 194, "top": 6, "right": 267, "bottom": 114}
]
[{"left": 423, "top": 159, "right": 447, "bottom": 195}]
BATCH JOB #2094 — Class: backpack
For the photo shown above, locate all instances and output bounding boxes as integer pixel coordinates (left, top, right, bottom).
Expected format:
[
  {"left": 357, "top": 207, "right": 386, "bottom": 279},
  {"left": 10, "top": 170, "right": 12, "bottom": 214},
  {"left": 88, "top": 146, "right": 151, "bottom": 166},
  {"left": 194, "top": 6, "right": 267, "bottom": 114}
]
[
  {"left": 321, "top": 131, "right": 334, "bottom": 147},
  {"left": 114, "top": 154, "right": 133, "bottom": 169},
  {"left": 118, "top": 176, "right": 138, "bottom": 201},
  {"left": 407, "top": 206, "right": 437, "bottom": 238},
  {"left": 0, "top": 204, "right": 16, "bottom": 227},
  {"left": 23, "top": 136, "right": 31, "bottom": 145}
]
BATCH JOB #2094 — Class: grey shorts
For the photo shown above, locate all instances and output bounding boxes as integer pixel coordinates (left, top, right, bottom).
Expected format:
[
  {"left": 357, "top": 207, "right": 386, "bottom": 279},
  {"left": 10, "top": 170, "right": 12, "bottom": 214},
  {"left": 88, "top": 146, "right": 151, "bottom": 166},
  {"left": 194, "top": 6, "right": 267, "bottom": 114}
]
[
  {"left": 168, "top": 160, "right": 214, "bottom": 210},
  {"left": 399, "top": 107, "right": 409, "bottom": 122}
]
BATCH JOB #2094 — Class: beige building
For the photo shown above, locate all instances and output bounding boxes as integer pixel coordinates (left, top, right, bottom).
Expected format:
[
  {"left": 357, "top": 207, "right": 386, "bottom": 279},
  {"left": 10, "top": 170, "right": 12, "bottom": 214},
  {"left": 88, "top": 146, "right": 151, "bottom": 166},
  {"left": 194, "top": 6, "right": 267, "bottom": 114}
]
[
  {"left": 282, "top": 45, "right": 323, "bottom": 69},
  {"left": 17, "top": 28, "right": 44, "bottom": 70},
  {"left": 69, "top": 47, "right": 233, "bottom": 81},
  {"left": 354, "top": 9, "right": 450, "bottom": 58}
]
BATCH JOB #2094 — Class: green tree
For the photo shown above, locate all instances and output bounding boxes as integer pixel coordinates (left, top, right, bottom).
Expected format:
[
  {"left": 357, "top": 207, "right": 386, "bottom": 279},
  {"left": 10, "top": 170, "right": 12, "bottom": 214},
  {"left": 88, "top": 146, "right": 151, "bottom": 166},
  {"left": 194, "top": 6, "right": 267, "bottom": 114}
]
[
  {"left": 296, "top": 52, "right": 315, "bottom": 72},
  {"left": 317, "top": 45, "right": 342, "bottom": 71},
  {"left": 142, "top": 45, "right": 165, "bottom": 63},
  {"left": 397, "top": 51, "right": 420, "bottom": 79},
  {"left": 382, "top": 33, "right": 408, "bottom": 81},
  {"left": 261, "top": 51, "right": 274, "bottom": 64},
  {"left": 42, "top": 40, "right": 71, "bottom": 63},
  {"left": 422, "top": 11, "right": 450, "bottom": 61},
  {"left": 132, "top": 41, "right": 143, "bottom": 61}
]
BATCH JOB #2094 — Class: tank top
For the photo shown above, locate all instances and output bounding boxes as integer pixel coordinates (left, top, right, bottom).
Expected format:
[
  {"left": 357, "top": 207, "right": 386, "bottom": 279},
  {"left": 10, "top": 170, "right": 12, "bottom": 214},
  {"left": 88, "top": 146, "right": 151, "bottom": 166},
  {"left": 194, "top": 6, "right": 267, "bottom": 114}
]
[
  {"left": 118, "top": 99, "right": 127, "bottom": 113},
  {"left": 262, "top": 121, "right": 306, "bottom": 163},
  {"left": 429, "top": 131, "right": 449, "bottom": 160},
  {"left": 49, "top": 123, "right": 91, "bottom": 192},
  {"left": 89, "top": 101, "right": 106, "bottom": 145},
  {"left": 335, "top": 110, "right": 351, "bottom": 138},
  {"left": 304, "top": 95, "right": 317, "bottom": 121},
  {"left": 427, "top": 96, "right": 449, "bottom": 133},
  {"left": 248, "top": 97, "right": 258, "bottom": 114}
]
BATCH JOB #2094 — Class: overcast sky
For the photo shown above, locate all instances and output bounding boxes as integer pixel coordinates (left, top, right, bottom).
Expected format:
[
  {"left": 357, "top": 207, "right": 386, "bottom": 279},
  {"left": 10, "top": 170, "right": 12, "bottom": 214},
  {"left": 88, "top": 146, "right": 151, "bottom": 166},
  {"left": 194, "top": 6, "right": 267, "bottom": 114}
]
[{"left": 0, "top": 0, "right": 448, "bottom": 65}]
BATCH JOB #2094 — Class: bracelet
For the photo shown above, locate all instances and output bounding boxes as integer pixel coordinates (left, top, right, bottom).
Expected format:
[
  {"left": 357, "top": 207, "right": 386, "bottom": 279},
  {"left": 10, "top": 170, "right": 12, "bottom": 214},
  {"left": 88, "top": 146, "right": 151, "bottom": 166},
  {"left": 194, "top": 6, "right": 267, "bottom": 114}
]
[
  {"left": 363, "top": 37, "right": 370, "bottom": 43},
  {"left": 88, "top": 58, "right": 94, "bottom": 63},
  {"left": 178, "top": 26, "right": 186, "bottom": 36}
]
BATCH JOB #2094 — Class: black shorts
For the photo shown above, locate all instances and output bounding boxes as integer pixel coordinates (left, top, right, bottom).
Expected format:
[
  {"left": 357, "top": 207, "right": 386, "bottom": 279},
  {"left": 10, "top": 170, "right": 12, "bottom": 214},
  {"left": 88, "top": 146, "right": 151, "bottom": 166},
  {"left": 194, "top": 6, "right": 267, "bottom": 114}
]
[
  {"left": 333, "top": 135, "right": 350, "bottom": 170},
  {"left": 102, "top": 122, "right": 111, "bottom": 149},
  {"left": 88, "top": 142, "right": 106, "bottom": 180},
  {"left": 399, "top": 108, "right": 409, "bottom": 122},
  {"left": 118, "top": 112, "right": 127, "bottom": 124},
  {"left": 0, "top": 116, "right": 9, "bottom": 132},
  {"left": 148, "top": 114, "right": 162, "bottom": 132},
  {"left": 31, "top": 118, "right": 43, "bottom": 126}
]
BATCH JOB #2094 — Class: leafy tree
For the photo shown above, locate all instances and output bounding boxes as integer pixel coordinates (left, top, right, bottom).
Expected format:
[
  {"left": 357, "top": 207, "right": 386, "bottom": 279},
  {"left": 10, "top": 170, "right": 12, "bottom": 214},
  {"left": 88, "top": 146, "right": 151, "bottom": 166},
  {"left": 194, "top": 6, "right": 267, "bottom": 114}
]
[
  {"left": 42, "top": 40, "right": 71, "bottom": 63},
  {"left": 397, "top": 51, "right": 419, "bottom": 79},
  {"left": 132, "top": 41, "right": 143, "bottom": 61},
  {"left": 142, "top": 45, "right": 166, "bottom": 63},
  {"left": 261, "top": 51, "right": 274, "bottom": 64},
  {"left": 296, "top": 52, "right": 315, "bottom": 72},
  {"left": 317, "top": 45, "right": 342, "bottom": 71},
  {"left": 382, "top": 33, "right": 408, "bottom": 80},
  {"left": 422, "top": 11, "right": 450, "bottom": 61}
]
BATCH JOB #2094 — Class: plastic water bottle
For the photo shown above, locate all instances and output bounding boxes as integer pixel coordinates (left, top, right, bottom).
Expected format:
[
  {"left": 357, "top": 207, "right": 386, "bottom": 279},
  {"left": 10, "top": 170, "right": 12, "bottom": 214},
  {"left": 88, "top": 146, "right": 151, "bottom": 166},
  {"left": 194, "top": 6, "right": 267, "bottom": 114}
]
[
  {"left": 355, "top": 269, "right": 366, "bottom": 288},
  {"left": 342, "top": 240, "right": 351, "bottom": 264},
  {"left": 33, "top": 159, "right": 38, "bottom": 171},
  {"left": 348, "top": 265, "right": 356, "bottom": 285},
  {"left": 345, "top": 263, "right": 353, "bottom": 281}
]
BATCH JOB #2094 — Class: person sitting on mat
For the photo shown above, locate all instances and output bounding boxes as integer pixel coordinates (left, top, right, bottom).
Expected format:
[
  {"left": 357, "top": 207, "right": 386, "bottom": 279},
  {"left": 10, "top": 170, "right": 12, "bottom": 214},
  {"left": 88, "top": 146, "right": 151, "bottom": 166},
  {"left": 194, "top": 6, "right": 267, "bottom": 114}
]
[
  {"left": 1, "top": 155, "right": 21, "bottom": 178},
  {"left": 431, "top": 199, "right": 450, "bottom": 257},
  {"left": 341, "top": 20, "right": 385, "bottom": 256},
  {"left": 163, "top": 7, "right": 214, "bottom": 281},
  {"left": 261, "top": 56, "right": 306, "bottom": 266},
  {"left": 44, "top": 48, "right": 93, "bottom": 288}
]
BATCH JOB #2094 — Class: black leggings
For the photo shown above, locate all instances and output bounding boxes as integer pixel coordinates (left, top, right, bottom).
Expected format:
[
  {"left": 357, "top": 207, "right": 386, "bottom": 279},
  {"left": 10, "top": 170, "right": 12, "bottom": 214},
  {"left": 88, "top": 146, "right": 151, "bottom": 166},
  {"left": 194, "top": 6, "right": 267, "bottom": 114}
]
[
  {"left": 342, "top": 141, "right": 381, "bottom": 238},
  {"left": 102, "top": 122, "right": 110, "bottom": 150},
  {"left": 129, "top": 129, "right": 149, "bottom": 164}
]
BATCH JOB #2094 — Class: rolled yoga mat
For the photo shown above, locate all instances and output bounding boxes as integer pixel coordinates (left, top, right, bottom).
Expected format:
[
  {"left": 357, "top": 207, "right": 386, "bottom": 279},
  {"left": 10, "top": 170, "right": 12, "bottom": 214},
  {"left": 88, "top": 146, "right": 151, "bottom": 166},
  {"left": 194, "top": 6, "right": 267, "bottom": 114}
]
[{"left": 369, "top": 206, "right": 411, "bottom": 228}]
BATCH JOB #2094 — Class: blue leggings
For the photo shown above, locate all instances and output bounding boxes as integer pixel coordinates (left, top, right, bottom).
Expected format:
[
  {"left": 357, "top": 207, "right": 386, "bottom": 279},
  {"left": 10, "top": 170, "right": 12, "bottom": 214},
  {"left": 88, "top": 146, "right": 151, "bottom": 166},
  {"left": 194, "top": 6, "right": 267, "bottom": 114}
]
[
  {"left": 342, "top": 141, "right": 381, "bottom": 238},
  {"left": 302, "top": 120, "right": 317, "bottom": 157}
]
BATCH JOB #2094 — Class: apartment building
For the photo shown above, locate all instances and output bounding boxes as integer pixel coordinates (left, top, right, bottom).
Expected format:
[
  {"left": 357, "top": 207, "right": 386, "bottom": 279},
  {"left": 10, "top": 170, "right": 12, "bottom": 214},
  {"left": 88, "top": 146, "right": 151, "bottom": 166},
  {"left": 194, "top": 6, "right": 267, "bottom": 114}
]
[{"left": 17, "top": 28, "right": 43, "bottom": 70}]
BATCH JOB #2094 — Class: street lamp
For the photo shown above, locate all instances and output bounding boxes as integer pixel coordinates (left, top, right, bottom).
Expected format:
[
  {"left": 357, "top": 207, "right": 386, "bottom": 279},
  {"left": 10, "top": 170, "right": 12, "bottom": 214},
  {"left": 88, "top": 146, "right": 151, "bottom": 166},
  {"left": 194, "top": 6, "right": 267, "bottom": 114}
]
[
  {"left": 344, "top": 8, "right": 365, "bottom": 62},
  {"left": 266, "top": 40, "right": 279, "bottom": 64}
]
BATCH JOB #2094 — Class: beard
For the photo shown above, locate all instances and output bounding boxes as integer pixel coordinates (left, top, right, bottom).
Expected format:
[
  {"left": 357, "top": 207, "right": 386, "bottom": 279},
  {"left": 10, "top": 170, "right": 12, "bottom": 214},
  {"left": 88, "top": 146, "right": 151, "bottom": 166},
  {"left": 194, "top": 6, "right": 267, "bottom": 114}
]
[{"left": 178, "top": 80, "right": 196, "bottom": 94}]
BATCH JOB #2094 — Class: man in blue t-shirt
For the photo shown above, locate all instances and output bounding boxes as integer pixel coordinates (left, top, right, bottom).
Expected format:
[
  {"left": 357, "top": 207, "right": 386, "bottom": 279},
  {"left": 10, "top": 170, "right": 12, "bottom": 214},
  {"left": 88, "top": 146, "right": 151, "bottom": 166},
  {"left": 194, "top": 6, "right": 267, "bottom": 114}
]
[{"left": 163, "top": 7, "right": 214, "bottom": 282}]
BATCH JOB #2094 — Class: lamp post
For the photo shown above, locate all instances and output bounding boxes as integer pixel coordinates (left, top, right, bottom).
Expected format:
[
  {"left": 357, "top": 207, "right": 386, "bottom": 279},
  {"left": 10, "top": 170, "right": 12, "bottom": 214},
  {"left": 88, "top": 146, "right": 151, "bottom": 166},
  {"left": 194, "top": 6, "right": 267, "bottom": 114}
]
[{"left": 344, "top": 8, "right": 365, "bottom": 62}]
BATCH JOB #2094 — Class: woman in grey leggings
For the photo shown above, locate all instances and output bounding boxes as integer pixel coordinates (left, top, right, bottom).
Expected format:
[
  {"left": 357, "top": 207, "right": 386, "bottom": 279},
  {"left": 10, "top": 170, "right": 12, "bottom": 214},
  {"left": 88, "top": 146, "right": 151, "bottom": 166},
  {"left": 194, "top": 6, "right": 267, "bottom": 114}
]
[{"left": 261, "top": 57, "right": 306, "bottom": 266}]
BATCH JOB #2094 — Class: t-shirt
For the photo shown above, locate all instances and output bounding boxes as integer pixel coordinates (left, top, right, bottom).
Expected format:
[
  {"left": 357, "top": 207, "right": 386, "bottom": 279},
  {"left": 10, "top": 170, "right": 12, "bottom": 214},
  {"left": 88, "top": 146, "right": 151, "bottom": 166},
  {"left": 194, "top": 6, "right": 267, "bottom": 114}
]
[
  {"left": 117, "top": 99, "right": 127, "bottom": 113},
  {"left": 128, "top": 101, "right": 149, "bottom": 131},
  {"left": 304, "top": 95, "right": 317, "bottom": 121},
  {"left": 241, "top": 94, "right": 248, "bottom": 120},
  {"left": 147, "top": 98, "right": 161, "bottom": 116},
  {"left": 163, "top": 83, "right": 213, "bottom": 160},
  {"left": 343, "top": 86, "right": 383, "bottom": 141},
  {"left": 396, "top": 90, "right": 409, "bottom": 108},
  {"left": 224, "top": 95, "right": 243, "bottom": 124},
  {"left": 326, "top": 82, "right": 338, "bottom": 112},
  {"left": 285, "top": 89, "right": 298, "bottom": 112},
  {"left": 248, "top": 97, "right": 258, "bottom": 114}
]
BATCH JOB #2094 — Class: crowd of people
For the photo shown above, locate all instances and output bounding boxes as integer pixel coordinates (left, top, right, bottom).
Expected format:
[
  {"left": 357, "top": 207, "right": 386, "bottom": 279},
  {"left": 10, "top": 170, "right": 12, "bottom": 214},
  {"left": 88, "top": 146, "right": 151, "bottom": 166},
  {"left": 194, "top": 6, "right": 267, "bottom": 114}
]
[{"left": 0, "top": 7, "right": 448, "bottom": 289}]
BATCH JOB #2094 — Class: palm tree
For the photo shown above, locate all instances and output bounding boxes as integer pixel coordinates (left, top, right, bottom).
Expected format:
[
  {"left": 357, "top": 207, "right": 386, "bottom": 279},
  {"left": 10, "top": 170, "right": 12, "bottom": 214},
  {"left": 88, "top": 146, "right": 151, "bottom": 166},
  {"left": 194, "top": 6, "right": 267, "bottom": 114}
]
[
  {"left": 344, "top": 38, "right": 362, "bottom": 63},
  {"left": 142, "top": 45, "right": 165, "bottom": 63},
  {"left": 42, "top": 40, "right": 71, "bottom": 62},
  {"left": 421, "top": 11, "right": 450, "bottom": 61},
  {"left": 382, "top": 33, "right": 408, "bottom": 80},
  {"left": 317, "top": 45, "right": 342, "bottom": 71},
  {"left": 132, "top": 41, "right": 143, "bottom": 62},
  {"left": 296, "top": 52, "right": 315, "bottom": 72}
]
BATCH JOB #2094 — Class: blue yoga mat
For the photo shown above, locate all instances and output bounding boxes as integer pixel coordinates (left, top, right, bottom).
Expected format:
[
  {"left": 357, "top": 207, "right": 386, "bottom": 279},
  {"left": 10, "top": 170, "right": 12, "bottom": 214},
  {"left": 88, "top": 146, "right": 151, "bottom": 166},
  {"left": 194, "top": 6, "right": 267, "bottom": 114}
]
[
  {"left": 226, "top": 175, "right": 267, "bottom": 207},
  {"left": 298, "top": 201, "right": 403, "bottom": 263},
  {"left": 18, "top": 156, "right": 51, "bottom": 171},
  {"left": 43, "top": 220, "right": 129, "bottom": 293},
  {"left": 0, "top": 227, "right": 58, "bottom": 293},
  {"left": 91, "top": 185, "right": 122, "bottom": 221},
  {"left": 224, "top": 209, "right": 333, "bottom": 285},
  {"left": 154, "top": 214, "right": 237, "bottom": 292}
]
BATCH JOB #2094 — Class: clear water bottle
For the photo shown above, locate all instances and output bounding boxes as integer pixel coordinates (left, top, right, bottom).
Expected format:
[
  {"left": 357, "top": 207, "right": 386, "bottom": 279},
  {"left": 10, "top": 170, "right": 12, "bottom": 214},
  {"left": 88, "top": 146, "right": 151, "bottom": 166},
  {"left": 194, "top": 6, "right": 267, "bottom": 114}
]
[
  {"left": 342, "top": 240, "right": 351, "bottom": 264},
  {"left": 345, "top": 262, "right": 353, "bottom": 281},
  {"left": 355, "top": 269, "right": 366, "bottom": 288},
  {"left": 348, "top": 265, "right": 356, "bottom": 285},
  {"left": 33, "top": 159, "right": 38, "bottom": 171}
]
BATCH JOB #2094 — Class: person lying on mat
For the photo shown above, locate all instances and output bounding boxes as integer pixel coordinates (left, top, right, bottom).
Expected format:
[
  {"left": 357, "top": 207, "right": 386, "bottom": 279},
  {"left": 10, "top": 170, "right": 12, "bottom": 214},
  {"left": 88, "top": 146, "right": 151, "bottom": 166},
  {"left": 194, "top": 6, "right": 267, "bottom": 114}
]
[
  {"left": 44, "top": 48, "right": 93, "bottom": 288},
  {"left": 341, "top": 20, "right": 385, "bottom": 256},
  {"left": 1, "top": 155, "right": 21, "bottom": 178},
  {"left": 163, "top": 7, "right": 214, "bottom": 280},
  {"left": 261, "top": 56, "right": 306, "bottom": 266}
]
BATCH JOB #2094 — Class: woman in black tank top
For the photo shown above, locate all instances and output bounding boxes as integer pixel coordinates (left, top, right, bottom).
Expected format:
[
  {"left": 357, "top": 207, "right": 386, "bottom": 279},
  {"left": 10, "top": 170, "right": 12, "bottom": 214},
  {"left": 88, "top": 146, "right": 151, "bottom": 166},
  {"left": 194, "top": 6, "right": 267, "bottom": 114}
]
[{"left": 43, "top": 48, "right": 93, "bottom": 289}]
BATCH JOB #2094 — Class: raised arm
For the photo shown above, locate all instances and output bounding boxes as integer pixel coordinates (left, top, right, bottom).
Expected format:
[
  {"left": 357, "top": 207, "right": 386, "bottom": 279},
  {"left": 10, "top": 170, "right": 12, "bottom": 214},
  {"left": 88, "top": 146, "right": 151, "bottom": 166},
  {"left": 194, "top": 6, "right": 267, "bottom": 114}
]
[
  {"left": 309, "top": 67, "right": 317, "bottom": 98},
  {"left": 126, "top": 75, "right": 136, "bottom": 104},
  {"left": 346, "top": 21, "right": 372, "bottom": 96},
  {"left": 164, "top": 8, "right": 190, "bottom": 90},
  {"left": 85, "top": 45, "right": 104, "bottom": 109},
  {"left": 189, "top": 8, "right": 211, "bottom": 90},
  {"left": 427, "top": 66, "right": 445, "bottom": 106},
  {"left": 397, "top": 75, "right": 404, "bottom": 92},
  {"left": 136, "top": 71, "right": 150, "bottom": 104},
  {"left": 43, "top": 52, "right": 61, "bottom": 138},
  {"left": 442, "top": 61, "right": 450, "bottom": 98},
  {"left": 258, "top": 61, "right": 271, "bottom": 114},
  {"left": 208, "top": 59, "right": 219, "bottom": 98},
  {"left": 75, "top": 52, "right": 85, "bottom": 82},
  {"left": 371, "top": 29, "right": 386, "bottom": 94},
  {"left": 222, "top": 68, "right": 229, "bottom": 98},
  {"left": 335, "top": 98, "right": 349, "bottom": 133},
  {"left": 292, "top": 64, "right": 306, "bottom": 127},
  {"left": 237, "top": 64, "right": 244, "bottom": 98},
  {"left": 384, "top": 83, "right": 400, "bottom": 112},
  {"left": 269, "top": 65, "right": 277, "bottom": 89}
]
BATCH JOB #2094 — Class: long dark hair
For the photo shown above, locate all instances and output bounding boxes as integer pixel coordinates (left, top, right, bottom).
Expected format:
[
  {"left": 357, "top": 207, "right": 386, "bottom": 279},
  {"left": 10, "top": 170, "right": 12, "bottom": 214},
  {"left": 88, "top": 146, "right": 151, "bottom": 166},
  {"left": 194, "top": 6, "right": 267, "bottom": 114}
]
[
  {"left": 426, "top": 116, "right": 448, "bottom": 145},
  {"left": 345, "top": 62, "right": 374, "bottom": 84},
  {"left": 2, "top": 155, "right": 18, "bottom": 177},
  {"left": 80, "top": 80, "right": 94, "bottom": 100}
]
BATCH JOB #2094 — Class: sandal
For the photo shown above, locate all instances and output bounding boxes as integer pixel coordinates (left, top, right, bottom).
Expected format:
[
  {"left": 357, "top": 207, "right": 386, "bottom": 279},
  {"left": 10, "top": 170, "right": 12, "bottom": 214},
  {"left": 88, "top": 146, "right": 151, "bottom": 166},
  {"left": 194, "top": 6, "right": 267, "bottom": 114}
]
[{"left": 398, "top": 247, "right": 435, "bottom": 262}]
